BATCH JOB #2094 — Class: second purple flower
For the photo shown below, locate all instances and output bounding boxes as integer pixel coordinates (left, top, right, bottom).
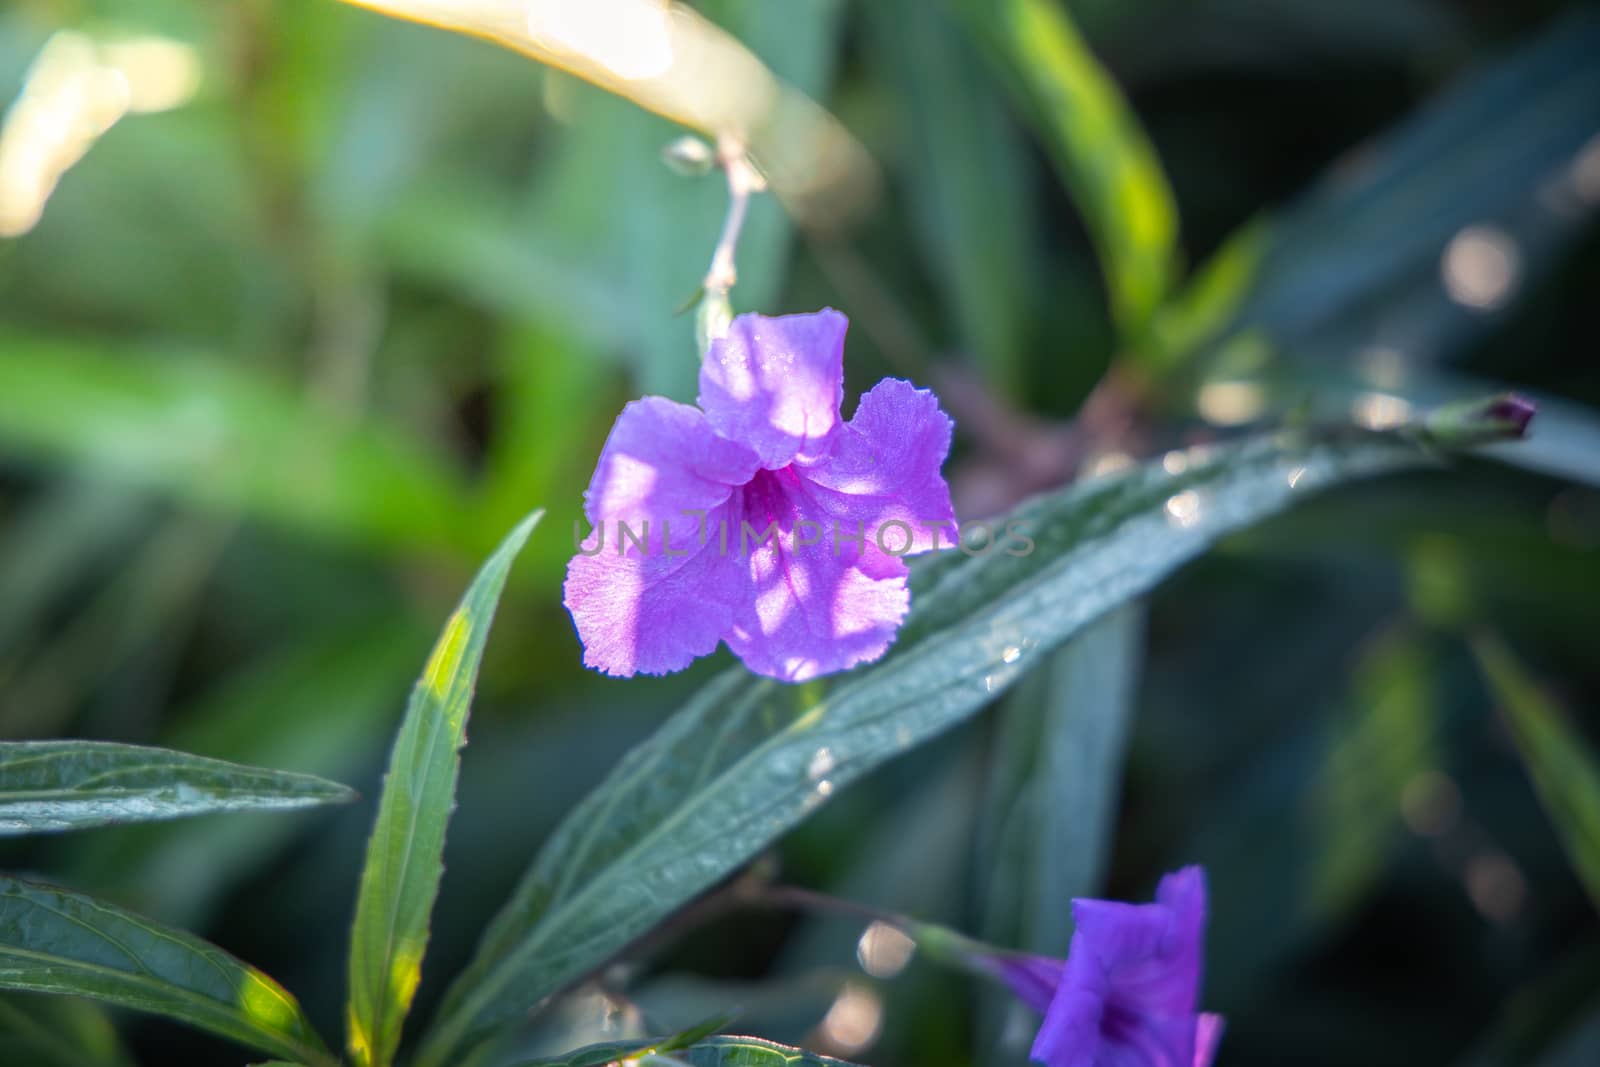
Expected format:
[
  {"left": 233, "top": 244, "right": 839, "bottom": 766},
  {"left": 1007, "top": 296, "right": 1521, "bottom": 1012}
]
[{"left": 564, "top": 309, "right": 956, "bottom": 682}]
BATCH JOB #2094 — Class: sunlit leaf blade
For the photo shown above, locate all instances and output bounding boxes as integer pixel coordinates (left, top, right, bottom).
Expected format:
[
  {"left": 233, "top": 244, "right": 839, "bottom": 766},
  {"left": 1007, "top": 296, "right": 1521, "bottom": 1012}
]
[
  {"left": 515, "top": 1035, "right": 862, "bottom": 1067},
  {"left": 0, "top": 740, "right": 355, "bottom": 835},
  {"left": 0, "top": 331, "right": 471, "bottom": 553},
  {"left": 0, "top": 876, "right": 334, "bottom": 1066},
  {"left": 417, "top": 421, "right": 1502, "bottom": 1066},
  {"left": 346, "top": 511, "right": 541, "bottom": 1067},
  {"left": 335, "top": 0, "right": 872, "bottom": 224},
  {"left": 977, "top": 606, "right": 1143, "bottom": 1064},
  {"left": 1471, "top": 633, "right": 1600, "bottom": 914},
  {"left": 957, "top": 0, "right": 1179, "bottom": 335}
]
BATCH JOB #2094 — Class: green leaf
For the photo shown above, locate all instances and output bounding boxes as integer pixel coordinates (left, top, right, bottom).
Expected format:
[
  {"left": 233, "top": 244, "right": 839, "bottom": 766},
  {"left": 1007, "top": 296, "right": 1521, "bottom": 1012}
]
[
  {"left": 977, "top": 605, "right": 1144, "bottom": 1064},
  {"left": 0, "top": 994, "right": 132, "bottom": 1067},
  {"left": 0, "top": 331, "right": 472, "bottom": 553},
  {"left": 0, "top": 740, "right": 355, "bottom": 835},
  {"left": 1470, "top": 632, "right": 1600, "bottom": 914},
  {"left": 1193, "top": 11, "right": 1600, "bottom": 371},
  {"left": 418, "top": 423, "right": 1466, "bottom": 1067},
  {"left": 1193, "top": 358, "right": 1600, "bottom": 490},
  {"left": 0, "top": 875, "right": 335, "bottom": 1066},
  {"left": 867, "top": 0, "right": 1035, "bottom": 397},
  {"left": 957, "top": 0, "right": 1179, "bottom": 337},
  {"left": 516, "top": 1035, "right": 862, "bottom": 1067},
  {"left": 346, "top": 511, "right": 542, "bottom": 1067},
  {"left": 1458, "top": 944, "right": 1600, "bottom": 1067},
  {"left": 65, "top": 617, "right": 427, "bottom": 928}
]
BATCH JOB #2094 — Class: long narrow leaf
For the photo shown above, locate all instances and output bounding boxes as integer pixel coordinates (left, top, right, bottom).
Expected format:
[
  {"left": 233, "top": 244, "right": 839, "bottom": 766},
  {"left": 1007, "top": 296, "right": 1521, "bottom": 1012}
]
[
  {"left": 0, "top": 740, "right": 355, "bottom": 835},
  {"left": 346, "top": 511, "right": 541, "bottom": 1067},
  {"left": 418, "top": 417, "right": 1518, "bottom": 1066},
  {"left": 1471, "top": 633, "right": 1600, "bottom": 914},
  {"left": 977, "top": 606, "right": 1144, "bottom": 1064},
  {"left": 957, "top": 0, "right": 1179, "bottom": 336},
  {"left": 0, "top": 876, "right": 335, "bottom": 1066}
]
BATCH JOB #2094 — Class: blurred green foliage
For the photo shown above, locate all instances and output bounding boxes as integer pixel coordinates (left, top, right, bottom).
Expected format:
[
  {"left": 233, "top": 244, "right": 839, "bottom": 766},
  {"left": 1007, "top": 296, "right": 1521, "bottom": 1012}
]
[{"left": 1, "top": 0, "right": 1598, "bottom": 1065}]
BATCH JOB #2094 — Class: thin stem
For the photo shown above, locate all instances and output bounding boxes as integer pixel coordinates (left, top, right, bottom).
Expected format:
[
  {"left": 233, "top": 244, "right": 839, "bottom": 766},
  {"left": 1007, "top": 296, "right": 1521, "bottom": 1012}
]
[
  {"left": 696, "top": 140, "right": 766, "bottom": 355},
  {"left": 703, "top": 139, "right": 763, "bottom": 298},
  {"left": 753, "top": 883, "right": 900, "bottom": 927},
  {"left": 750, "top": 884, "right": 1045, "bottom": 978}
]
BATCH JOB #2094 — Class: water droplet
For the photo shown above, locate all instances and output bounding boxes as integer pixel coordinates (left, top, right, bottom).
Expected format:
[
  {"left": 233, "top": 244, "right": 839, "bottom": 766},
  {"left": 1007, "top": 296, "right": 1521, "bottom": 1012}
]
[
  {"left": 1164, "top": 490, "right": 1202, "bottom": 528},
  {"left": 1001, "top": 646, "right": 1022, "bottom": 665},
  {"left": 807, "top": 746, "right": 836, "bottom": 781}
]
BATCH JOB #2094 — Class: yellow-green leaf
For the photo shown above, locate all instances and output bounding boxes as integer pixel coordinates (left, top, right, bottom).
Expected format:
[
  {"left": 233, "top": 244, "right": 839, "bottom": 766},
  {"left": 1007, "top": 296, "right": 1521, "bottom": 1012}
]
[
  {"left": 959, "top": 0, "right": 1179, "bottom": 337},
  {"left": 345, "top": 511, "right": 541, "bottom": 1067},
  {"left": 0, "top": 876, "right": 334, "bottom": 1066}
]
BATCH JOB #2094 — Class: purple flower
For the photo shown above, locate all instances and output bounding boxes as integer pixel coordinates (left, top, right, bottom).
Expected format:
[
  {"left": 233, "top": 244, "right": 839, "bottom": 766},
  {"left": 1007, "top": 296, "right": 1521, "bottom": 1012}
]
[
  {"left": 563, "top": 309, "right": 956, "bottom": 682},
  {"left": 994, "top": 867, "right": 1224, "bottom": 1067}
]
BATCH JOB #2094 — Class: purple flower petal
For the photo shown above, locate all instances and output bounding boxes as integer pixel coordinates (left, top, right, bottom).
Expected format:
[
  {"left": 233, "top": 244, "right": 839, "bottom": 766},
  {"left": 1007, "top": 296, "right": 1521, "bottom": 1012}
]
[
  {"left": 1194, "top": 1013, "right": 1226, "bottom": 1067},
  {"left": 719, "top": 467, "right": 910, "bottom": 682},
  {"left": 699, "top": 310, "right": 847, "bottom": 469},
  {"left": 565, "top": 398, "right": 760, "bottom": 677},
  {"left": 800, "top": 378, "right": 958, "bottom": 555},
  {"left": 581, "top": 396, "right": 760, "bottom": 526},
  {"left": 564, "top": 309, "right": 957, "bottom": 682},
  {"left": 565, "top": 501, "right": 750, "bottom": 677},
  {"left": 993, "top": 954, "right": 1067, "bottom": 1016},
  {"left": 1031, "top": 867, "right": 1212, "bottom": 1067}
]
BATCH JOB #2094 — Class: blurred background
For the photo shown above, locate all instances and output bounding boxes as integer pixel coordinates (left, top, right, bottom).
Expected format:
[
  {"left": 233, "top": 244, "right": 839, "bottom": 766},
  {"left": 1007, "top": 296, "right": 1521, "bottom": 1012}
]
[{"left": 1, "top": 0, "right": 1599, "bottom": 1064}]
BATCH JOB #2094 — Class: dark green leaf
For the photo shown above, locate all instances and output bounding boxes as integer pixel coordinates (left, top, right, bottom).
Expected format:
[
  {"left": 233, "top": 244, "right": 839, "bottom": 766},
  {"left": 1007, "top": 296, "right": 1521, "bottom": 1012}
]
[
  {"left": 0, "top": 994, "right": 132, "bottom": 1067},
  {"left": 977, "top": 605, "right": 1144, "bottom": 1063},
  {"left": 0, "top": 876, "right": 335, "bottom": 1066},
  {"left": 1458, "top": 944, "right": 1600, "bottom": 1067},
  {"left": 1193, "top": 360, "right": 1600, "bottom": 489},
  {"left": 0, "top": 740, "right": 354, "bottom": 835},
  {"left": 346, "top": 511, "right": 541, "bottom": 1067},
  {"left": 1471, "top": 632, "right": 1600, "bottom": 914},
  {"left": 868, "top": 0, "right": 1035, "bottom": 396},
  {"left": 1197, "top": 11, "right": 1600, "bottom": 369},
  {"left": 419, "top": 423, "right": 1465, "bottom": 1066},
  {"left": 64, "top": 617, "right": 425, "bottom": 928}
]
